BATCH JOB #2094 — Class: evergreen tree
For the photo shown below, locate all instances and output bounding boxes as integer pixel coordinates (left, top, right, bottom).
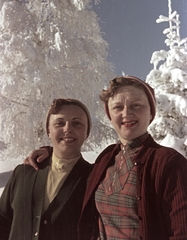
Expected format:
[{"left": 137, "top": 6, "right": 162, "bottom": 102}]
[
  {"left": 0, "top": 0, "right": 114, "bottom": 160},
  {"left": 146, "top": 0, "right": 187, "bottom": 157}
]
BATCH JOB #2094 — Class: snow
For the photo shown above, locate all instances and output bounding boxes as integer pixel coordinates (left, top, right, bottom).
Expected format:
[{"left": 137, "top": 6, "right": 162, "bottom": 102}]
[
  {"left": 146, "top": 0, "right": 187, "bottom": 157},
  {"left": 160, "top": 133, "right": 186, "bottom": 150},
  {"left": 0, "top": 0, "right": 114, "bottom": 162}
]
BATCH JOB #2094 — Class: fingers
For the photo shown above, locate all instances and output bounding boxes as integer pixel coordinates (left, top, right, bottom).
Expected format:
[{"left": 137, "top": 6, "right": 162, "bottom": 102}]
[
  {"left": 23, "top": 157, "right": 30, "bottom": 165},
  {"left": 23, "top": 148, "right": 49, "bottom": 171},
  {"left": 23, "top": 157, "right": 39, "bottom": 171},
  {"left": 36, "top": 154, "right": 48, "bottom": 163},
  {"left": 35, "top": 149, "right": 49, "bottom": 162}
]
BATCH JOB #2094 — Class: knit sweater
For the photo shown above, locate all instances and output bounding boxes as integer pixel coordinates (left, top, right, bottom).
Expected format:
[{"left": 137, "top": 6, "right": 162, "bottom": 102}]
[{"left": 78, "top": 134, "right": 187, "bottom": 240}]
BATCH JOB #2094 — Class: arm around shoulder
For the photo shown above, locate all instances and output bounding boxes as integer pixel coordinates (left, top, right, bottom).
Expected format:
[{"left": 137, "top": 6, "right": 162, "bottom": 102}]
[{"left": 23, "top": 146, "right": 53, "bottom": 170}]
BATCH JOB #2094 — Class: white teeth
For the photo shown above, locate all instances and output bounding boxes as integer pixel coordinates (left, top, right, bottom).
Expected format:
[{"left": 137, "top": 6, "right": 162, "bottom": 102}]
[
  {"left": 62, "top": 138, "right": 74, "bottom": 141},
  {"left": 123, "top": 121, "right": 136, "bottom": 125}
]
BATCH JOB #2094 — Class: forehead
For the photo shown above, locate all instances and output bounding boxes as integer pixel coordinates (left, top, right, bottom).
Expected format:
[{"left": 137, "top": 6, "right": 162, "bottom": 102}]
[
  {"left": 111, "top": 85, "right": 147, "bottom": 100},
  {"left": 50, "top": 104, "right": 87, "bottom": 119}
]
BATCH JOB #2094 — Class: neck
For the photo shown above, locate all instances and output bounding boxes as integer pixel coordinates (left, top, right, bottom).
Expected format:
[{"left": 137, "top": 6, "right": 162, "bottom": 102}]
[{"left": 53, "top": 152, "right": 81, "bottom": 161}]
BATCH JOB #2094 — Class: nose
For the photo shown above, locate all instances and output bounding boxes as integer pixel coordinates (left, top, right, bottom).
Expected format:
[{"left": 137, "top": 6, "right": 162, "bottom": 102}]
[
  {"left": 122, "top": 106, "right": 132, "bottom": 117},
  {"left": 63, "top": 122, "right": 72, "bottom": 133}
]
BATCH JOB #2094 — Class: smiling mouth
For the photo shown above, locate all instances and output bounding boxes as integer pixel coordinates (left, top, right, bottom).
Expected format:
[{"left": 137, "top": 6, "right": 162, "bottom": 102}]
[
  {"left": 61, "top": 137, "right": 75, "bottom": 142},
  {"left": 121, "top": 121, "right": 137, "bottom": 127}
]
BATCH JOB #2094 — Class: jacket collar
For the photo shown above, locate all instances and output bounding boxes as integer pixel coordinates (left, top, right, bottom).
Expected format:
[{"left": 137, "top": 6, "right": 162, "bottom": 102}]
[{"left": 82, "top": 134, "right": 158, "bottom": 209}]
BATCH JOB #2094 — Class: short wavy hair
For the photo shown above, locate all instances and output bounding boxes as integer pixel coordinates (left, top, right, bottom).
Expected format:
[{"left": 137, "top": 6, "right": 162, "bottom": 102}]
[{"left": 99, "top": 76, "right": 156, "bottom": 122}]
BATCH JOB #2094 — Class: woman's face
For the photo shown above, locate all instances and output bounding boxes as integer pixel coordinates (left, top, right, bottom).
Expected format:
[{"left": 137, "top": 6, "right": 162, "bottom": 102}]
[
  {"left": 108, "top": 85, "right": 152, "bottom": 144},
  {"left": 48, "top": 105, "right": 88, "bottom": 159}
]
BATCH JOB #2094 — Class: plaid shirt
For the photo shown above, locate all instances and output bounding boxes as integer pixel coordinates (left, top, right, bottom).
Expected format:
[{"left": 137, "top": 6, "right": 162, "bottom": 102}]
[{"left": 95, "top": 137, "right": 145, "bottom": 240}]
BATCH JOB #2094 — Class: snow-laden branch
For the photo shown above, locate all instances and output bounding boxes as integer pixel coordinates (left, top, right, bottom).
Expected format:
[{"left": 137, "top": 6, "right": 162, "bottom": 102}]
[{"left": 146, "top": 0, "right": 187, "bottom": 157}]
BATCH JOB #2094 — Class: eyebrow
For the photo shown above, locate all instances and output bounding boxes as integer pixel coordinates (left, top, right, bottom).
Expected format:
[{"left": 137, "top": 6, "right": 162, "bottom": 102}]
[
  {"left": 111, "top": 101, "right": 122, "bottom": 104},
  {"left": 55, "top": 117, "right": 84, "bottom": 121},
  {"left": 72, "top": 117, "right": 84, "bottom": 121},
  {"left": 112, "top": 98, "right": 143, "bottom": 103}
]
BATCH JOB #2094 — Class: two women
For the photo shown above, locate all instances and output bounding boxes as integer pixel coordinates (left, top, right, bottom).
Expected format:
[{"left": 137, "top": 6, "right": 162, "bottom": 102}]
[{"left": 3, "top": 76, "right": 187, "bottom": 240}]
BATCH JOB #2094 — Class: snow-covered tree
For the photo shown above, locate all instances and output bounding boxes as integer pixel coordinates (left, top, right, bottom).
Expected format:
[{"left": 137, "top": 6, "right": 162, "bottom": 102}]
[
  {"left": 146, "top": 0, "right": 187, "bottom": 157},
  {"left": 0, "top": 0, "right": 115, "bottom": 160}
]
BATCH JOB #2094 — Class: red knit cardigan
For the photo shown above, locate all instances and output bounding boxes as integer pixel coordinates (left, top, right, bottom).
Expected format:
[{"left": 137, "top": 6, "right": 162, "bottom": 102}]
[{"left": 78, "top": 134, "right": 187, "bottom": 240}]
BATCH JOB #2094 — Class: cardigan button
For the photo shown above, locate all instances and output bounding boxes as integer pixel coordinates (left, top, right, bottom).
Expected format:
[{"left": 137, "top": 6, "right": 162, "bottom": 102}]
[
  {"left": 137, "top": 196, "right": 141, "bottom": 200},
  {"left": 34, "top": 232, "right": 39, "bottom": 236},
  {"left": 134, "top": 162, "right": 138, "bottom": 166},
  {"left": 138, "top": 176, "right": 142, "bottom": 181},
  {"left": 44, "top": 220, "right": 48, "bottom": 225}
]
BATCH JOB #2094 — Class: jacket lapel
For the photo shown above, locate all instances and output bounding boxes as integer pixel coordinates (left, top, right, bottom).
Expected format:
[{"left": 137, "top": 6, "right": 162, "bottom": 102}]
[
  {"left": 82, "top": 135, "right": 158, "bottom": 207},
  {"left": 82, "top": 144, "right": 119, "bottom": 208},
  {"left": 32, "top": 166, "right": 49, "bottom": 218},
  {"left": 47, "top": 157, "right": 89, "bottom": 223}
]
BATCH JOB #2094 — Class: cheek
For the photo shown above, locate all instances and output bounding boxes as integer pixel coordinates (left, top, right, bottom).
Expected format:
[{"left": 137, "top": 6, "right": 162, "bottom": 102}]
[
  {"left": 83, "top": 131, "right": 88, "bottom": 140},
  {"left": 141, "top": 111, "right": 152, "bottom": 126},
  {"left": 144, "top": 109, "right": 152, "bottom": 121},
  {"left": 48, "top": 128, "right": 60, "bottom": 138},
  {"left": 110, "top": 117, "right": 121, "bottom": 129},
  {"left": 110, "top": 112, "right": 120, "bottom": 122},
  {"left": 149, "top": 112, "right": 153, "bottom": 122}
]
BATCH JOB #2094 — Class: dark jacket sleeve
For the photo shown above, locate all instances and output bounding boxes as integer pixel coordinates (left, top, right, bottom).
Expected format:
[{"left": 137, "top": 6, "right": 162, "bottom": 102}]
[
  {"left": 137, "top": 143, "right": 187, "bottom": 240},
  {"left": 162, "top": 152, "right": 187, "bottom": 239},
  {"left": 0, "top": 167, "right": 17, "bottom": 240},
  {"left": 0, "top": 164, "right": 37, "bottom": 240}
]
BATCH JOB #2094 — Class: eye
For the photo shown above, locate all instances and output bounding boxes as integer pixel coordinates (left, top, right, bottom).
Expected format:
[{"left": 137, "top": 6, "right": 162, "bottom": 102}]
[
  {"left": 131, "top": 103, "right": 142, "bottom": 109},
  {"left": 72, "top": 121, "right": 83, "bottom": 127},
  {"left": 133, "top": 103, "right": 140, "bottom": 107},
  {"left": 113, "top": 105, "right": 123, "bottom": 110},
  {"left": 54, "top": 120, "right": 65, "bottom": 126}
]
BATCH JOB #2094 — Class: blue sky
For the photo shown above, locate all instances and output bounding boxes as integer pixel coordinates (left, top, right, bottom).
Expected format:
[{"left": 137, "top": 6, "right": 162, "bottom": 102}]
[{"left": 92, "top": 0, "right": 187, "bottom": 79}]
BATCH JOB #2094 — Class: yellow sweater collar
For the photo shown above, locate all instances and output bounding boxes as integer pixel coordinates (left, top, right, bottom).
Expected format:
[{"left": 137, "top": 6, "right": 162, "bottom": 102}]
[{"left": 51, "top": 152, "right": 80, "bottom": 172}]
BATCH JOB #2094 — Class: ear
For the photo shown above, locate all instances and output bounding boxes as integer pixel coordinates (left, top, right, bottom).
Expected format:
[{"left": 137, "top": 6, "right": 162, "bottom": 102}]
[
  {"left": 85, "top": 132, "right": 89, "bottom": 140},
  {"left": 149, "top": 111, "right": 153, "bottom": 123},
  {"left": 48, "top": 132, "right": 51, "bottom": 139}
]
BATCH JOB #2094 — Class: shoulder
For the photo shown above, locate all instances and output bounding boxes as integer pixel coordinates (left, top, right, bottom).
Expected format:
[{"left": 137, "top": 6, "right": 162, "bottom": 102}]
[
  {"left": 78, "top": 156, "right": 94, "bottom": 171},
  {"left": 133, "top": 135, "right": 186, "bottom": 171},
  {"left": 95, "top": 143, "right": 119, "bottom": 164},
  {"left": 10, "top": 164, "right": 38, "bottom": 180},
  {"left": 1, "top": 164, "right": 40, "bottom": 196},
  {"left": 11, "top": 162, "right": 50, "bottom": 181},
  {"left": 155, "top": 146, "right": 187, "bottom": 169},
  {"left": 143, "top": 134, "right": 185, "bottom": 159},
  {"left": 149, "top": 140, "right": 186, "bottom": 163},
  {"left": 144, "top": 136, "right": 187, "bottom": 172},
  {"left": 13, "top": 163, "right": 35, "bottom": 173}
]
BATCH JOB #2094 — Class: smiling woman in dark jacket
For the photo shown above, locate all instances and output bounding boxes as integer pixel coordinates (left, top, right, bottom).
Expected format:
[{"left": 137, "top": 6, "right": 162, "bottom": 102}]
[{"left": 0, "top": 98, "right": 93, "bottom": 240}]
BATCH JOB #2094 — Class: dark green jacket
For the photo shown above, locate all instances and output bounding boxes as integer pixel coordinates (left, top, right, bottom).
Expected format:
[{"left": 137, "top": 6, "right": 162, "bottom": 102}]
[{"left": 0, "top": 156, "right": 92, "bottom": 240}]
